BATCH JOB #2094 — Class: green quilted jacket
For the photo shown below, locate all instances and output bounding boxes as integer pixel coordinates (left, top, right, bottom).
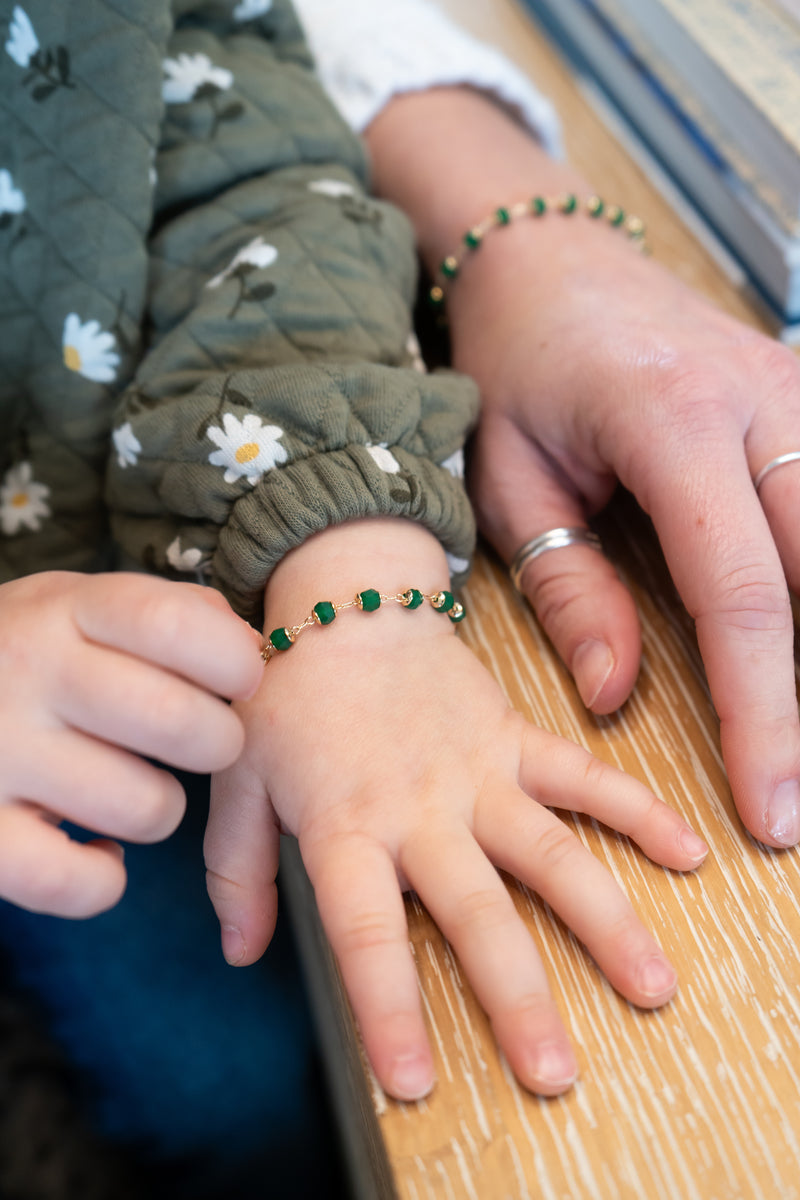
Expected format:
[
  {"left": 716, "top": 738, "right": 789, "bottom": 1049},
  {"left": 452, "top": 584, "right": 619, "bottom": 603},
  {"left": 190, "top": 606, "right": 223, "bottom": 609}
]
[{"left": 0, "top": 0, "right": 478, "bottom": 621}]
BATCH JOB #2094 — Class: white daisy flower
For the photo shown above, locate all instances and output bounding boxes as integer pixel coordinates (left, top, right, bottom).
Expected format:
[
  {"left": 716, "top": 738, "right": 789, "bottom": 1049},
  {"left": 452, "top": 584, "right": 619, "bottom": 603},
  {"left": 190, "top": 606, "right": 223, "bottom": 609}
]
[
  {"left": 307, "top": 179, "right": 356, "bottom": 199},
  {"left": 166, "top": 537, "right": 205, "bottom": 572},
  {"left": 162, "top": 52, "right": 233, "bottom": 104},
  {"left": 207, "top": 412, "right": 287, "bottom": 485},
  {"left": 0, "top": 462, "right": 50, "bottom": 536},
  {"left": 112, "top": 422, "right": 142, "bottom": 469},
  {"left": 5, "top": 6, "right": 38, "bottom": 68},
  {"left": 446, "top": 551, "right": 471, "bottom": 577},
  {"left": 366, "top": 442, "right": 400, "bottom": 474},
  {"left": 62, "top": 314, "right": 120, "bottom": 383},
  {"left": 206, "top": 235, "right": 278, "bottom": 289},
  {"left": 0, "top": 168, "right": 25, "bottom": 215},
  {"left": 405, "top": 332, "right": 426, "bottom": 373},
  {"left": 440, "top": 449, "right": 464, "bottom": 479},
  {"left": 233, "top": 0, "right": 272, "bottom": 20}
]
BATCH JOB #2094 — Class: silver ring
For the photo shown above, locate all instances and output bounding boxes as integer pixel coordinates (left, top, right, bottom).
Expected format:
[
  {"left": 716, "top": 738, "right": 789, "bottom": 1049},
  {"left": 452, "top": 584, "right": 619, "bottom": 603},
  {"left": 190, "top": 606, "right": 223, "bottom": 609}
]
[
  {"left": 753, "top": 451, "right": 800, "bottom": 491},
  {"left": 510, "top": 526, "right": 603, "bottom": 593}
]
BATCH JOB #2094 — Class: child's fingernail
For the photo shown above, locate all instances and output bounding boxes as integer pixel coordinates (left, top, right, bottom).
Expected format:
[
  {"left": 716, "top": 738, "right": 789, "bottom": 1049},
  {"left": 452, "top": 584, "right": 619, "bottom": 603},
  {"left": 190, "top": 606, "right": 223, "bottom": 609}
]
[
  {"left": 221, "top": 925, "right": 246, "bottom": 966},
  {"left": 572, "top": 639, "right": 614, "bottom": 709},
  {"left": 678, "top": 827, "right": 709, "bottom": 862},
  {"left": 530, "top": 1041, "right": 577, "bottom": 1089},
  {"left": 389, "top": 1052, "right": 434, "bottom": 1101},
  {"left": 768, "top": 780, "right": 800, "bottom": 846},
  {"left": 638, "top": 955, "right": 677, "bottom": 998}
]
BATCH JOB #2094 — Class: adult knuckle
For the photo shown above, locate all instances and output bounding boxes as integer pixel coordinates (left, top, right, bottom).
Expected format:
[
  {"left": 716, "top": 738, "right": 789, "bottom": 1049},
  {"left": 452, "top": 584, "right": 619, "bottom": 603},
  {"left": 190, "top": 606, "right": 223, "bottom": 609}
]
[{"left": 704, "top": 568, "right": 791, "bottom": 635}]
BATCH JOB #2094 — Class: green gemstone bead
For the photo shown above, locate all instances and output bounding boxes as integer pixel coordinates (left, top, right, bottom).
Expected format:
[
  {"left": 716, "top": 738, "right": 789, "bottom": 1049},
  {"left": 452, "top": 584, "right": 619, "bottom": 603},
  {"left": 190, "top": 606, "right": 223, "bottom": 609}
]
[
  {"left": 448, "top": 601, "right": 466, "bottom": 623},
  {"left": 401, "top": 588, "right": 424, "bottom": 610},
  {"left": 270, "top": 627, "right": 294, "bottom": 651},
  {"left": 431, "top": 590, "right": 454, "bottom": 612},
  {"left": 531, "top": 196, "right": 547, "bottom": 216},
  {"left": 357, "top": 589, "right": 381, "bottom": 612},
  {"left": 313, "top": 601, "right": 336, "bottom": 626},
  {"left": 495, "top": 207, "right": 511, "bottom": 225},
  {"left": 463, "top": 229, "right": 482, "bottom": 249},
  {"left": 609, "top": 206, "right": 625, "bottom": 226},
  {"left": 440, "top": 255, "right": 459, "bottom": 278},
  {"left": 561, "top": 193, "right": 578, "bottom": 214},
  {"left": 428, "top": 286, "right": 445, "bottom": 308},
  {"left": 587, "top": 196, "right": 604, "bottom": 217}
]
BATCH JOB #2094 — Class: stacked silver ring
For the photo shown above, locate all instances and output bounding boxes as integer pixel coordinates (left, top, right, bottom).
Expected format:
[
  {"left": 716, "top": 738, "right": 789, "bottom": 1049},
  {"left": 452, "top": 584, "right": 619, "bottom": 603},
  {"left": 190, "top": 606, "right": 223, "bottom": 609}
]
[
  {"left": 510, "top": 526, "right": 602, "bottom": 593},
  {"left": 753, "top": 451, "right": 800, "bottom": 492}
]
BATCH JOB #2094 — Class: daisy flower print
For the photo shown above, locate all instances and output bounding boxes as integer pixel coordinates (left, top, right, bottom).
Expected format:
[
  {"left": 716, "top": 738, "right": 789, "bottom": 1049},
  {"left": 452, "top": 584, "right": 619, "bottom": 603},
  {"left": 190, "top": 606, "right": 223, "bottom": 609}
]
[
  {"left": 162, "top": 53, "right": 233, "bottom": 103},
  {"left": 62, "top": 315, "right": 120, "bottom": 383},
  {"left": 207, "top": 412, "right": 288, "bottom": 485},
  {"left": 0, "top": 462, "right": 50, "bottom": 535}
]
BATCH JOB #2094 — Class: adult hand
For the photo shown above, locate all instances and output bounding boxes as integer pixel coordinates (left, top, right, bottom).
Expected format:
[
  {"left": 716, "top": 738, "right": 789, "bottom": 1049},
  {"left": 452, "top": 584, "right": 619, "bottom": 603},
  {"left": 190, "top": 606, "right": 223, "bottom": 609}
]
[
  {"left": 0, "top": 571, "right": 262, "bottom": 916},
  {"left": 205, "top": 519, "right": 708, "bottom": 1101},
  {"left": 452, "top": 215, "right": 800, "bottom": 851},
  {"left": 364, "top": 85, "right": 800, "bottom": 851}
]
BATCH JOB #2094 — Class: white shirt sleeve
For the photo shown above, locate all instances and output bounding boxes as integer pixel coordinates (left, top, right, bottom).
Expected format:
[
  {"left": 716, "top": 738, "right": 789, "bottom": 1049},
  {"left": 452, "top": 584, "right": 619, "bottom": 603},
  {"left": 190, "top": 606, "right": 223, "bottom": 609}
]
[{"left": 292, "top": 0, "right": 563, "bottom": 157}]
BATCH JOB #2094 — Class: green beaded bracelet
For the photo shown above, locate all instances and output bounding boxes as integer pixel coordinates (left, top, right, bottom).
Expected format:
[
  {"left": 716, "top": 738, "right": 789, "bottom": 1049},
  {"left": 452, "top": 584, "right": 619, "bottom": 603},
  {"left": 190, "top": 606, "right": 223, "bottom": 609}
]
[
  {"left": 429, "top": 193, "right": 647, "bottom": 310},
  {"left": 262, "top": 586, "right": 466, "bottom": 663}
]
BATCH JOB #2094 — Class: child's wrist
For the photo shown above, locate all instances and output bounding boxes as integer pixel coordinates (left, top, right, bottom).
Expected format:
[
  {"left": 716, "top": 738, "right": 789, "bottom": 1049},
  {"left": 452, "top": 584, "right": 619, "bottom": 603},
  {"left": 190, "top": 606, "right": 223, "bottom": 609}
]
[{"left": 263, "top": 518, "right": 453, "bottom": 634}]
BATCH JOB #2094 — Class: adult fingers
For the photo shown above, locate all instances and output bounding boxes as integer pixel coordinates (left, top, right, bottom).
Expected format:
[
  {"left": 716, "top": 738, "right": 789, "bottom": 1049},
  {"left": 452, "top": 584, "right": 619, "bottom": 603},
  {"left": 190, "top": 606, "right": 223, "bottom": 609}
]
[
  {"left": 639, "top": 431, "right": 800, "bottom": 847},
  {"left": 0, "top": 805, "right": 127, "bottom": 917},
  {"left": 402, "top": 821, "right": 577, "bottom": 1096},
  {"left": 205, "top": 757, "right": 281, "bottom": 968},
  {"left": 74, "top": 574, "right": 263, "bottom": 701},
  {"left": 302, "top": 832, "right": 435, "bottom": 1102},
  {"left": 475, "top": 785, "right": 678, "bottom": 1010},
  {"left": 0, "top": 727, "right": 186, "bottom": 843},
  {"left": 471, "top": 415, "right": 641, "bottom": 713},
  {"left": 516, "top": 723, "right": 709, "bottom": 870},
  {"left": 55, "top": 641, "right": 246, "bottom": 773}
]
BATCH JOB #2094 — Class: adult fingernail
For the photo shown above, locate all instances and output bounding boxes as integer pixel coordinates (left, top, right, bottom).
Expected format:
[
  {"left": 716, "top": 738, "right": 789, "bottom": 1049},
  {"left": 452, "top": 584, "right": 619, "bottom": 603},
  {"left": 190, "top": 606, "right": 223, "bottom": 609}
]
[
  {"left": 388, "top": 1052, "right": 435, "bottom": 1101},
  {"left": 638, "top": 955, "right": 677, "bottom": 999},
  {"left": 678, "top": 826, "right": 709, "bottom": 863},
  {"left": 530, "top": 1041, "right": 577, "bottom": 1089},
  {"left": 572, "top": 639, "right": 614, "bottom": 709},
  {"left": 767, "top": 780, "right": 800, "bottom": 846},
  {"left": 221, "top": 925, "right": 246, "bottom": 966}
]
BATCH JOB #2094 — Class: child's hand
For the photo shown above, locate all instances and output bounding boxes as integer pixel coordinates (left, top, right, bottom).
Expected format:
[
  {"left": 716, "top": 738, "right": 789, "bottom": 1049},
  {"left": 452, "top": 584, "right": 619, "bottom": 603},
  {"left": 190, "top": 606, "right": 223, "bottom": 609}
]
[
  {"left": 205, "top": 520, "right": 708, "bottom": 1100},
  {"left": 0, "top": 571, "right": 262, "bottom": 917}
]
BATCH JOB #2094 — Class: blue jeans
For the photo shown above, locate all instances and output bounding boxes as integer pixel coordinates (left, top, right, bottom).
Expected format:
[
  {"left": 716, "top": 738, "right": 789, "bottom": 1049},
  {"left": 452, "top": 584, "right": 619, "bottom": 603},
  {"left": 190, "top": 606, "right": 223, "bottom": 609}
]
[{"left": 0, "top": 775, "right": 346, "bottom": 1198}]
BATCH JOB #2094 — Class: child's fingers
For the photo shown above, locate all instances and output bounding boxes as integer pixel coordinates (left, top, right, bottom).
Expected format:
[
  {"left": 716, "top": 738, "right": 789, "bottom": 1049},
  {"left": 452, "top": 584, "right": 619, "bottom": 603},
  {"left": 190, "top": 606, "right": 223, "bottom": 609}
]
[
  {"left": 56, "top": 642, "right": 246, "bottom": 774},
  {"left": 1, "top": 728, "right": 186, "bottom": 843},
  {"left": 402, "top": 821, "right": 577, "bottom": 1096},
  {"left": 205, "top": 760, "right": 281, "bottom": 967},
  {"left": 517, "top": 724, "right": 709, "bottom": 870},
  {"left": 74, "top": 574, "right": 263, "bottom": 701},
  {"left": 0, "top": 805, "right": 127, "bottom": 917},
  {"left": 475, "top": 785, "right": 678, "bottom": 1009},
  {"left": 302, "top": 832, "right": 435, "bottom": 1102}
]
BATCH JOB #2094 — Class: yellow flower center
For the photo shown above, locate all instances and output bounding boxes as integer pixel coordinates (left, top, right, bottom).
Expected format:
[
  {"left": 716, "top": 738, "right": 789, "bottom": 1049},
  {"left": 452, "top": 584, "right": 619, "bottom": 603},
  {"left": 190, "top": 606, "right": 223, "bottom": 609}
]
[
  {"left": 235, "top": 442, "right": 260, "bottom": 464},
  {"left": 11, "top": 492, "right": 28, "bottom": 508},
  {"left": 63, "top": 344, "right": 82, "bottom": 372}
]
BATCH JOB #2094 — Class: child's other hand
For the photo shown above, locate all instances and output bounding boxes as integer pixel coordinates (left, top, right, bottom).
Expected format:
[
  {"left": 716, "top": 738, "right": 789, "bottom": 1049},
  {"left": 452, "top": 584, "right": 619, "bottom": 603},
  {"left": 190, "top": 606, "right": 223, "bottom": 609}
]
[
  {"left": 205, "top": 521, "right": 708, "bottom": 1100},
  {"left": 0, "top": 571, "right": 262, "bottom": 917}
]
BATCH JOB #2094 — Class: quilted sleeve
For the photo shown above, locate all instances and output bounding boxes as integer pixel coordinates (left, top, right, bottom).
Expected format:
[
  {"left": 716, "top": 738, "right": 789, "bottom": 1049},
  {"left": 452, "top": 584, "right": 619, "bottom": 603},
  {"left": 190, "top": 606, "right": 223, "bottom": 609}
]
[{"left": 106, "top": 3, "right": 478, "bottom": 623}]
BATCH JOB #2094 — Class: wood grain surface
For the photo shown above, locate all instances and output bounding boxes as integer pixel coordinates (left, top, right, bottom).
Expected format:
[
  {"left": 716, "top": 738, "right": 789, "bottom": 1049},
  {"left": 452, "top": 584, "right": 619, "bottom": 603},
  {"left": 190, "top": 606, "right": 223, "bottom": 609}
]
[{"left": 282, "top": 4, "right": 800, "bottom": 1197}]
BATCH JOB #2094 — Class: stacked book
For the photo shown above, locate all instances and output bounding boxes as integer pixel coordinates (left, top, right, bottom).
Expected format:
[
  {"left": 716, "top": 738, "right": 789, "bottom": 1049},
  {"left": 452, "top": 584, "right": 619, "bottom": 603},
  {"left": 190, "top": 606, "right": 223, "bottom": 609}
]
[{"left": 519, "top": 0, "right": 800, "bottom": 337}]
